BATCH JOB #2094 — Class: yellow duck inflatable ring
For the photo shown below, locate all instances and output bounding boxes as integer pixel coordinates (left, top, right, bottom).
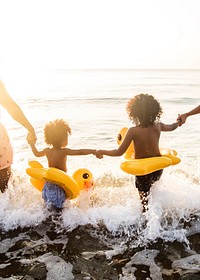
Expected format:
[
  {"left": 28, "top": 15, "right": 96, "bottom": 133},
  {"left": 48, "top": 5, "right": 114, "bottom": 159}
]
[
  {"left": 117, "top": 127, "right": 181, "bottom": 176},
  {"left": 26, "top": 161, "right": 94, "bottom": 199}
]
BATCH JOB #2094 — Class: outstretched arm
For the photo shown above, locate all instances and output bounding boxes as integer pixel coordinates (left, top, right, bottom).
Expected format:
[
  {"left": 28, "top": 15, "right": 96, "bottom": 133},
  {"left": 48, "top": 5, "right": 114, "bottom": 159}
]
[
  {"left": 66, "top": 148, "right": 96, "bottom": 156},
  {"left": 160, "top": 121, "right": 180, "bottom": 132},
  {"left": 96, "top": 128, "right": 133, "bottom": 158},
  {"left": 177, "top": 105, "right": 200, "bottom": 125},
  {"left": 0, "top": 80, "right": 36, "bottom": 142}
]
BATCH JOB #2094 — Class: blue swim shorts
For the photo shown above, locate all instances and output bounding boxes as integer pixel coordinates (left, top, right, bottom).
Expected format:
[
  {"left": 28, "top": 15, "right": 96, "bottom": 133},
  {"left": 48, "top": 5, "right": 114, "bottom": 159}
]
[{"left": 42, "top": 181, "right": 66, "bottom": 209}]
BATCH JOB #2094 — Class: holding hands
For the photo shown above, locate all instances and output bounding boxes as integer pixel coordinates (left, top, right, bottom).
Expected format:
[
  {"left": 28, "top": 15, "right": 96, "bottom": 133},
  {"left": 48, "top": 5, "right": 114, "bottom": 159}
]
[
  {"left": 177, "top": 113, "right": 187, "bottom": 126},
  {"left": 95, "top": 150, "right": 104, "bottom": 159},
  {"left": 177, "top": 105, "right": 200, "bottom": 126},
  {"left": 26, "top": 133, "right": 36, "bottom": 145}
]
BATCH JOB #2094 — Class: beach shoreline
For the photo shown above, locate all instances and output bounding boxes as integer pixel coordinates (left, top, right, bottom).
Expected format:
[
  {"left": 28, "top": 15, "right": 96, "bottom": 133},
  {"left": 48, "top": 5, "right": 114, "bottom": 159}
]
[{"left": 1, "top": 214, "right": 200, "bottom": 280}]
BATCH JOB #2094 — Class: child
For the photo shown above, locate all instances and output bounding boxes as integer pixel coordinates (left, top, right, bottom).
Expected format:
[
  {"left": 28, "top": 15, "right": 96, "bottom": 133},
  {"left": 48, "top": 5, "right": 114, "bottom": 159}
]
[
  {"left": 27, "top": 119, "right": 96, "bottom": 210},
  {"left": 95, "top": 94, "right": 180, "bottom": 212}
]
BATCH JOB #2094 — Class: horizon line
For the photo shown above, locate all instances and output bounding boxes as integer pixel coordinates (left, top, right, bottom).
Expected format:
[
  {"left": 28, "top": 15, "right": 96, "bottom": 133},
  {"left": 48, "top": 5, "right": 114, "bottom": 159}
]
[{"left": 42, "top": 68, "right": 200, "bottom": 71}]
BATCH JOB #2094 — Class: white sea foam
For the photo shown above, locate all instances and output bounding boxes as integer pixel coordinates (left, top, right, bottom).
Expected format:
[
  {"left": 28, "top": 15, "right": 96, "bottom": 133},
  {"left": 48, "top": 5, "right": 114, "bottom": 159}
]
[
  {"left": 0, "top": 69, "right": 200, "bottom": 260},
  {"left": 0, "top": 165, "right": 200, "bottom": 250}
]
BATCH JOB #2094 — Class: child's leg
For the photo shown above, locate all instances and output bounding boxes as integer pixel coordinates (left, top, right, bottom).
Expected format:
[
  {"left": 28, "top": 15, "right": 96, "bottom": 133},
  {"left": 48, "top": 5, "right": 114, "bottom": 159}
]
[
  {"left": 0, "top": 166, "right": 11, "bottom": 192},
  {"left": 139, "top": 191, "right": 150, "bottom": 213},
  {"left": 135, "top": 169, "right": 163, "bottom": 212}
]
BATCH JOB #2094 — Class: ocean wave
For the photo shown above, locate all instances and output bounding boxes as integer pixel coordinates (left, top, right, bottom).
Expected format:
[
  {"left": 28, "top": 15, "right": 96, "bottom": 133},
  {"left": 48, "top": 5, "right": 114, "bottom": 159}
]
[{"left": 0, "top": 169, "right": 200, "bottom": 279}]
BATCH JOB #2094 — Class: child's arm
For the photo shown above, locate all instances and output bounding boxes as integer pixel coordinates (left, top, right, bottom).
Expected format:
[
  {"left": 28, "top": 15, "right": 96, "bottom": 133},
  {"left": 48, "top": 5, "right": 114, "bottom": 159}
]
[
  {"left": 29, "top": 143, "right": 47, "bottom": 157},
  {"left": 27, "top": 134, "right": 47, "bottom": 157},
  {"left": 96, "top": 128, "right": 133, "bottom": 158},
  {"left": 65, "top": 148, "right": 96, "bottom": 156},
  {"left": 160, "top": 121, "right": 180, "bottom": 132}
]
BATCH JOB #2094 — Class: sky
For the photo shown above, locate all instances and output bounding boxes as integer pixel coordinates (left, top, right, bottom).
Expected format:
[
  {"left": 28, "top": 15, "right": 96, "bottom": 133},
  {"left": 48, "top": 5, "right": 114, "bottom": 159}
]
[{"left": 0, "top": 0, "right": 200, "bottom": 70}]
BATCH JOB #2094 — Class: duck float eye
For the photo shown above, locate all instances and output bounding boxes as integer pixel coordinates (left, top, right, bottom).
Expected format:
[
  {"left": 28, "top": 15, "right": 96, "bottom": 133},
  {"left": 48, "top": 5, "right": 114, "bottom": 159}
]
[
  {"left": 117, "top": 134, "right": 122, "bottom": 141},
  {"left": 83, "top": 173, "right": 89, "bottom": 179}
]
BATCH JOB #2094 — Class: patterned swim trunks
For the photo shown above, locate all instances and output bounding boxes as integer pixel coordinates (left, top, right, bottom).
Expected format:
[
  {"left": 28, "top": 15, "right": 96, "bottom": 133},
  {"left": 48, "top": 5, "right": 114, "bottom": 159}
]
[
  {"left": 0, "top": 124, "right": 13, "bottom": 170},
  {"left": 42, "top": 181, "right": 66, "bottom": 209}
]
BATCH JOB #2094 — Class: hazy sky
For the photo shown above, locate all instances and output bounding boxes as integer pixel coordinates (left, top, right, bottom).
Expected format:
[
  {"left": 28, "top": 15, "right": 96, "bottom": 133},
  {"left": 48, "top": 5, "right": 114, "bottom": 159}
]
[{"left": 0, "top": 0, "right": 200, "bottom": 70}]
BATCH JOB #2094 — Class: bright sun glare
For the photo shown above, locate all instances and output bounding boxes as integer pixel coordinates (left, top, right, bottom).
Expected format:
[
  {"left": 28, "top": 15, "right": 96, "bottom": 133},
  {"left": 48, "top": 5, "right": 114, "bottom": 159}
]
[{"left": 0, "top": 0, "right": 200, "bottom": 86}]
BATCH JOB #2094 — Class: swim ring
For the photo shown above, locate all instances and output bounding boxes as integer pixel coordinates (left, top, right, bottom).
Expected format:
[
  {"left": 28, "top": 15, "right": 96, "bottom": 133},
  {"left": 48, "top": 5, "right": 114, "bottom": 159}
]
[
  {"left": 117, "top": 127, "right": 181, "bottom": 176},
  {"left": 26, "top": 161, "right": 94, "bottom": 199}
]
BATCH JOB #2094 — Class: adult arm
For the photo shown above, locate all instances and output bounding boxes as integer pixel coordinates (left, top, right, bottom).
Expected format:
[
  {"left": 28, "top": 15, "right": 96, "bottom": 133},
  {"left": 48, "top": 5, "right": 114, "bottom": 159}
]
[
  {"left": 0, "top": 80, "right": 36, "bottom": 142},
  {"left": 177, "top": 105, "right": 200, "bottom": 125}
]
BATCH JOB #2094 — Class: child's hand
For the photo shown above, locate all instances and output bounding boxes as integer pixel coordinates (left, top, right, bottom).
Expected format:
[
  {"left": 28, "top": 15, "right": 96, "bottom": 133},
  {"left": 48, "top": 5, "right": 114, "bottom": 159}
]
[
  {"left": 95, "top": 150, "right": 103, "bottom": 159},
  {"left": 26, "top": 133, "right": 35, "bottom": 145}
]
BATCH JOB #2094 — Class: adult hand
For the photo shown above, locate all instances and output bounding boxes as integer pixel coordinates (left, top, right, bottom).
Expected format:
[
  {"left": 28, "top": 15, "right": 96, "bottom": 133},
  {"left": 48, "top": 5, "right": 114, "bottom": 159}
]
[
  {"left": 177, "top": 113, "right": 188, "bottom": 126},
  {"left": 27, "top": 132, "right": 36, "bottom": 145}
]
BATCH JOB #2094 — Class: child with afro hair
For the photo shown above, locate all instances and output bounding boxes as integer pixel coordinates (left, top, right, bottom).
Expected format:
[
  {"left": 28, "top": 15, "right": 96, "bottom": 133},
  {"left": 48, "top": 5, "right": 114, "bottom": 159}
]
[
  {"left": 27, "top": 119, "right": 96, "bottom": 210},
  {"left": 96, "top": 94, "right": 180, "bottom": 212}
]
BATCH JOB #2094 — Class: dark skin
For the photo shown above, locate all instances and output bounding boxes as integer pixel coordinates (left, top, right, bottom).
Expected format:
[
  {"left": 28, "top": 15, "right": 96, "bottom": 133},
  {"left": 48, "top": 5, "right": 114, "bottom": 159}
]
[
  {"left": 27, "top": 137, "right": 96, "bottom": 172},
  {"left": 177, "top": 104, "right": 200, "bottom": 125},
  {"left": 96, "top": 121, "right": 180, "bottom": 213},
  {"left": 96, "top": 121, "right": 180, "bottom": 159}
]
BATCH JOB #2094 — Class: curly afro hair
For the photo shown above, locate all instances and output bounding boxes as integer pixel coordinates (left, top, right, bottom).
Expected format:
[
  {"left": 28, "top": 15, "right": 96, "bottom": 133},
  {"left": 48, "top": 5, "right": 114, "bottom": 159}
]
[
  {"left": 126, "top": 94, "right": 163, "bottom": 127},
  {"left": 44, "top": 119, "right": 71, "bottom": 148}
]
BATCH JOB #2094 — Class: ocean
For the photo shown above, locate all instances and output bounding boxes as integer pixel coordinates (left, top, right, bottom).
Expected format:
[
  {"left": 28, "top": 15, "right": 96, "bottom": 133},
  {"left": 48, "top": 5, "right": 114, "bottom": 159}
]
[{"left": 0, "top": 69, "right": 200, "bottom": 279}]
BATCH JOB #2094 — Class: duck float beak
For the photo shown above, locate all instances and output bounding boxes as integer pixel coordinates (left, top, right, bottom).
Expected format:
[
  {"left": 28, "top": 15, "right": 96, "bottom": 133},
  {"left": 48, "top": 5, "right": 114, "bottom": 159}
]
[
  {"left": 26, "top": 161, "right": 94, "bottom": 199},
  {"left": 84, "top": 180, "right": 94, "bottom": 190}
]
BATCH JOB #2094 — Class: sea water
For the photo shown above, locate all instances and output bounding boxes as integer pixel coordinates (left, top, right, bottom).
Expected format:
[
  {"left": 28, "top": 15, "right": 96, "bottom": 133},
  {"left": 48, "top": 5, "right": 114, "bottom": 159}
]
[{"left": 0, "top": 69, "right": 200, "bottom": 279}]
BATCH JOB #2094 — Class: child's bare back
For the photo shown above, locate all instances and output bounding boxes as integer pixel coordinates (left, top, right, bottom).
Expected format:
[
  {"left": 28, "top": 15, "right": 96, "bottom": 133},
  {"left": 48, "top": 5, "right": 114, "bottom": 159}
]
[
  {"left": 45, "top": 147, "right": 68, "bottom": 171},
  {"left": 128, "top": 124, "right": 161, "bottom": 159}
]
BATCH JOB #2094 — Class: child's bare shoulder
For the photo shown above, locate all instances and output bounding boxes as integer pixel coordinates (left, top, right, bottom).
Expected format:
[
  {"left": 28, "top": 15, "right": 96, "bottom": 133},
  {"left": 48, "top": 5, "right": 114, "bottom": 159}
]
[{"left": 45, "top": 147, "right": 52, "bottom": 154}]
